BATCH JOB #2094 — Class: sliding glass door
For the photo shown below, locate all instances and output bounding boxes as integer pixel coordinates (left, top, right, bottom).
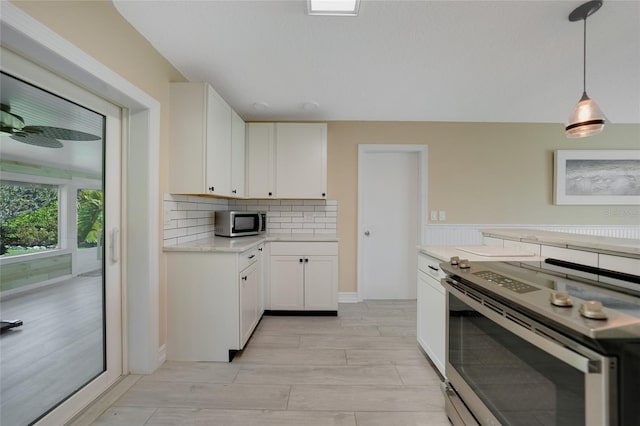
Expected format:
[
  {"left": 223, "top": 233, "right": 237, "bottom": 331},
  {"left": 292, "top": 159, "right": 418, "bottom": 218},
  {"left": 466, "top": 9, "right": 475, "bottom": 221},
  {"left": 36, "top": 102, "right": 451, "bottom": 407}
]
[{"left": 0, "top": 47, "right": 122, "bottom": 426}]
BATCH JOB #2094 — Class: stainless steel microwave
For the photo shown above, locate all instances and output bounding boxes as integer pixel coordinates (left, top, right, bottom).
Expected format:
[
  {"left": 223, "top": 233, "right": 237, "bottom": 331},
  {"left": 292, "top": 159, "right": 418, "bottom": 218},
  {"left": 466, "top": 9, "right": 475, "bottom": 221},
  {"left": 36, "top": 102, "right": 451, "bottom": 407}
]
[{"left": 215, "top": 211, "right": 266, "bottom": 237}]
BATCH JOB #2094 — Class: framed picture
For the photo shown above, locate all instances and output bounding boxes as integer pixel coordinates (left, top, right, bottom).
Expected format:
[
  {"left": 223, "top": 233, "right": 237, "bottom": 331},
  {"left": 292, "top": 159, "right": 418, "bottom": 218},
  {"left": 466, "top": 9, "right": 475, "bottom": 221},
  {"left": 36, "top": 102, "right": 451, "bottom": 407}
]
[{"left": 554, "top": 150, "right": 640, "bottom": 205}]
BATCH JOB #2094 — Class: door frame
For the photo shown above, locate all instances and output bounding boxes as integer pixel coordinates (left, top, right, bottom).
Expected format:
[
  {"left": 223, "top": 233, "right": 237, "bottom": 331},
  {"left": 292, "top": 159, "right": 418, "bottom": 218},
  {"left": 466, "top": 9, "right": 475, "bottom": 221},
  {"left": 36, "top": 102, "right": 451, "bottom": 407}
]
[
  {"left": 1, "top": 3, "right": 161, "bottom": 423},
  {"left": 357, "top": 144, "right": 428, "bottom": 301}
]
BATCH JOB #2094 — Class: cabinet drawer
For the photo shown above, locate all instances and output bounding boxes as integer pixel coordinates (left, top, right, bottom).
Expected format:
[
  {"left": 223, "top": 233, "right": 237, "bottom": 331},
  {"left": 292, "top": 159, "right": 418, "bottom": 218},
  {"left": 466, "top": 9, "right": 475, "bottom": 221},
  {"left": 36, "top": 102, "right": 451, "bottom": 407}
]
[
  {"left": 270, "top": 241, "right": 338, "bottom": 256},
  {"left": 503, "top": 239, "right": 541, "bottom": 256},
  {"left": 598, "top": 254, "right": 640, "bottom": 290},
  {"left": 483, "top": 236, "right": 504, "bottom": 247},
  {"left": 418, "top": 253, "right": 445, "bottom": 279},
  {"left": 239, "top": 247, "right": 259, "bottom": 271}
]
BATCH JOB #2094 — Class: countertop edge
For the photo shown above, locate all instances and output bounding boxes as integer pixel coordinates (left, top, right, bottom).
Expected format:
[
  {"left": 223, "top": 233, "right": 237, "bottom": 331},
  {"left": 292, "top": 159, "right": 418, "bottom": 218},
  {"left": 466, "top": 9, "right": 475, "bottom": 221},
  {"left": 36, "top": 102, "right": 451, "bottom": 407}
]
[
  {"left": 481, "top": 228, "right": 640, "bottom": 258},
  {"left": 163, "top": 235, "right": 339, "bottom": 253}
]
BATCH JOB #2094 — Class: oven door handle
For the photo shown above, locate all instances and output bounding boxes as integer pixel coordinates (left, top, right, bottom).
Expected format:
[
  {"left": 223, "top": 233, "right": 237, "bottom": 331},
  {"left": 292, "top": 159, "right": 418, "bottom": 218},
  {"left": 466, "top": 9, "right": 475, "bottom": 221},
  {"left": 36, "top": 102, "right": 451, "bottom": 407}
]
[{"left": 444, "top": 279, "right": 603, "bottom": 374}]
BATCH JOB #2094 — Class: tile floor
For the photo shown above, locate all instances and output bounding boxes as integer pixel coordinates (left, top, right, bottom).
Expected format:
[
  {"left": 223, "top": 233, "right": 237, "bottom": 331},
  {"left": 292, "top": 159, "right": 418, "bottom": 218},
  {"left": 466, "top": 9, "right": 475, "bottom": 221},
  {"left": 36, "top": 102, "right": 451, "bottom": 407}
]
[{"left": 89, "top": 300, "right": 450, "bottom": 425}]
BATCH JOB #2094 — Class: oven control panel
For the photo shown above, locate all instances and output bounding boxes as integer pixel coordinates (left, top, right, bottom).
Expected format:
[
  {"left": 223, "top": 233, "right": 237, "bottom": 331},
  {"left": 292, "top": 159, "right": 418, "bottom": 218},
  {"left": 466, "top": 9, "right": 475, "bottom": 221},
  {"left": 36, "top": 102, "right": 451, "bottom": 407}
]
[{"left": 474, "top": 271, "right": 540, "bottom": 294}]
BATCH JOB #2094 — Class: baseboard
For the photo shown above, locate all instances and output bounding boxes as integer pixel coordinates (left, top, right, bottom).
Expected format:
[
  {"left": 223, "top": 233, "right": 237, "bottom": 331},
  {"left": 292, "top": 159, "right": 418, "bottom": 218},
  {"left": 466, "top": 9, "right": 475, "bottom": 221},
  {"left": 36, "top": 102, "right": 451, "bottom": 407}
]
[
  {"left": 338, "top": 292, "right": 360, "bottom": 303},
  {"left": 157, "top": 344, "right": 167, "bottom": 366},
  {"left": 264, "top": 310, "right": 338, "bottom": 316}
]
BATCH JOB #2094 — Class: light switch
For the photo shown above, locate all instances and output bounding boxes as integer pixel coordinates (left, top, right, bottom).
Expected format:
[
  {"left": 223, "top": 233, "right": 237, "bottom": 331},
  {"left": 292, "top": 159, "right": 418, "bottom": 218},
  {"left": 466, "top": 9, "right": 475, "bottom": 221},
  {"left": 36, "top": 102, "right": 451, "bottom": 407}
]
[
  {"left": 438, "top": 210, "right": 446, "bottom": 221},
  {"left": 430, "top": 210, "right": 438, "bottom": 221}
]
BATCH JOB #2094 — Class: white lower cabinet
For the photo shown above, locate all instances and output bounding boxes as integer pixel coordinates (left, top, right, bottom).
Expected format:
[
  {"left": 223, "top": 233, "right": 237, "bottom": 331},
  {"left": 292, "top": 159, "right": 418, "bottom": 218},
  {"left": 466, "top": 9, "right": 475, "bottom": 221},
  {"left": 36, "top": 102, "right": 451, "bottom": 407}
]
[
  {"left": 417, "top": 252, "right": 446, "bottom": 377},
  {"left": 166, "top": 246, "right": 262, "bottom": 362},
  {"left": 268, "top": 242, "right": 338, "bottom": 312},
  {"left": 239, "top": 262, "right": 260, "bottom": 348}
]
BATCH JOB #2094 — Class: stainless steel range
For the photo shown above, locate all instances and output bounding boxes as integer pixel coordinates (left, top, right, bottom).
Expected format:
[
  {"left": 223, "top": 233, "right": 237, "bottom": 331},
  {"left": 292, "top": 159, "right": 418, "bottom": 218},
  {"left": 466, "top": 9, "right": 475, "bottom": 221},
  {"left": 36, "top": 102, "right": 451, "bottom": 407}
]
[{"left": 440, "top": 257, "right": 640, "bottom": 426}]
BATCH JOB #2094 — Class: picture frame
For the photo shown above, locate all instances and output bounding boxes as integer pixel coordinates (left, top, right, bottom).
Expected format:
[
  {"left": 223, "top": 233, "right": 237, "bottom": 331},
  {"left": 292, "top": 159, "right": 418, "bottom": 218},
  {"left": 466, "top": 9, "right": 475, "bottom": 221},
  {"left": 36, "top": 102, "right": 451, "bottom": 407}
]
[{"left": 554, "top": 150, "right": 640, "bottom": 205}]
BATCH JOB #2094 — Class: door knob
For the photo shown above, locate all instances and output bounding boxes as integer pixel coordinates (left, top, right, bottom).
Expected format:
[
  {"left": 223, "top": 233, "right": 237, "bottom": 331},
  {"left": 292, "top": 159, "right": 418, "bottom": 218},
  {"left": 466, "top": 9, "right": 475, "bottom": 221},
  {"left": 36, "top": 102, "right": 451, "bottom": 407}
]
[{"left": 364, "top": 230, "right": 370, "bottom": 236}]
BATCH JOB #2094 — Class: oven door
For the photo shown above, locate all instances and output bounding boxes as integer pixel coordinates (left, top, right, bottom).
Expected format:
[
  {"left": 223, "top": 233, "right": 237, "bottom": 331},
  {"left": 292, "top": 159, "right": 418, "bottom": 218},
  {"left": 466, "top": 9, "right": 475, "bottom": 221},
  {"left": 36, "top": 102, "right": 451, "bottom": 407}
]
[{"left": 443, "top": 278, "right": 616, "bottom": 426}]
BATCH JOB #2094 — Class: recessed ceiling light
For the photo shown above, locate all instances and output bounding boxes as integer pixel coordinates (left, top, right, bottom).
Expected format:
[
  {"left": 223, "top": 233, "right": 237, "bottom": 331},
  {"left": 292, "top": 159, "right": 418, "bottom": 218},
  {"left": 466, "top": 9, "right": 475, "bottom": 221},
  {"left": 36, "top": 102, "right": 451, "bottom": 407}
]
[
  {"left": 302, "top": 101, "right": 319, "bottom": 111},
  {"left": 307, "top": 0, "right": 360, "bottom": 16},
  {"left": 252, "top": 101, "right": 269, "bottom": 111}
]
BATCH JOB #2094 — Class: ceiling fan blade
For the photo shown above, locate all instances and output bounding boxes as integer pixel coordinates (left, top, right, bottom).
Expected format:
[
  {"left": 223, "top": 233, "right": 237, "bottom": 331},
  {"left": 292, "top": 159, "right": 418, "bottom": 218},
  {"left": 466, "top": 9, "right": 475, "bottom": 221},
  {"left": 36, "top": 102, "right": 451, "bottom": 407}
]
[
  {"left": 10, "top": 133, "right": 64, "bottom": 148},
  {"left": 23, "top": 126, "right": 101, "bottom": 141}
]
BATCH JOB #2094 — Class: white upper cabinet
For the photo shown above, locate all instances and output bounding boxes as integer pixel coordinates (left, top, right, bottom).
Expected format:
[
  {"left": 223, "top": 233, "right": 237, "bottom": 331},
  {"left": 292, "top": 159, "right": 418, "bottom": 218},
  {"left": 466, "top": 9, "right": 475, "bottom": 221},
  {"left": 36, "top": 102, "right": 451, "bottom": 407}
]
[
  {"left": 246, "top": 122, "right": 327, "bottom": 199},
  {"left": 246, "top": 123, "right": 276, "bottom": 198},
  {"left": 169, "top": 82, "right": 240, "bottom": 197},
  {"left": 275, "top": 123, "right": 327, "bottom": 199},
  {"left": 231, "top": 110, "right": 246, "bottom": 197}
]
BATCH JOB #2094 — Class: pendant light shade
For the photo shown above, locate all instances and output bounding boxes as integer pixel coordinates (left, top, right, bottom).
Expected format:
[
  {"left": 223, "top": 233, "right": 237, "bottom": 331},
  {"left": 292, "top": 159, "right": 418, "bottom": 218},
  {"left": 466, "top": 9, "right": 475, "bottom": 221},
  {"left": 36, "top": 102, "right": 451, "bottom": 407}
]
[
  {"left": 566, "top": 91, "right": 606, "bottom": 138},
  {"left": 565, "top": 1, "right": 606, "bottom": 138}
]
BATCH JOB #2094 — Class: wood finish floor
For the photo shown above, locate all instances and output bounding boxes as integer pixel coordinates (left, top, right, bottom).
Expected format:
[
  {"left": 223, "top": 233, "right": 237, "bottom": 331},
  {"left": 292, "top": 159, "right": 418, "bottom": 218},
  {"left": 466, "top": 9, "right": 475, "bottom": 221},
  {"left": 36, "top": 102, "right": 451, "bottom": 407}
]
[
  {"left": 1, "top": 275, "right": 104, "bottom": 426},
  {"left": 91, "top": 300, "right": 449, "bottom": 426}
]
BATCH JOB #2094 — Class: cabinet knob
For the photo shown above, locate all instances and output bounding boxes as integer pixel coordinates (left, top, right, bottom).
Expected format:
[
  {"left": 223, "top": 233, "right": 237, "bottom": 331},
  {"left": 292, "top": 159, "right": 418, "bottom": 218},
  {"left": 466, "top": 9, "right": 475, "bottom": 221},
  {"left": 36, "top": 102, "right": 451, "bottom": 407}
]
[
  {"left": 209, "top": 186, "right": 215, "bottom": 192},
  {"left": 232, "top": 189, "right": 237, "bottom": 194},
  {"left": 242, "top": 276, "right": 247, "bottom": 281},
  {"left": 299, "top": 258, "right": 303, "bottom": 263},
  {"left": 305, "top": 258, "right": 309, "bottom": 263},
  {"left": 268, "top": 192, "right": 273, "bottom": 196},
  {"left": 322, "top": 193, "right": 326, "bottom": 197},
  {"left": 258, "top": 247, "right": 263, "bottom": 252}
]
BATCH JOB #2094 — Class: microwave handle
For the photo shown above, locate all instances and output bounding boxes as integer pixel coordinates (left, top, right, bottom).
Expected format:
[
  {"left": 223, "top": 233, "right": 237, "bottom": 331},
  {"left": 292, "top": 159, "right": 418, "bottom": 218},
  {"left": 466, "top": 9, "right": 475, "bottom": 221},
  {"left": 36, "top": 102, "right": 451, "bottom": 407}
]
[{"left": 259, "top": 213, "right": 264, "bottom": 232}]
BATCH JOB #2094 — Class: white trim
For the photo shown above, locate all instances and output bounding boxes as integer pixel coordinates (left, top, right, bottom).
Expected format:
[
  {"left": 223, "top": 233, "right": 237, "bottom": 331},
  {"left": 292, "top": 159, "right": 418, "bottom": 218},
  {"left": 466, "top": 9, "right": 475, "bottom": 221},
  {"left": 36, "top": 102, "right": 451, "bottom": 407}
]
[
  {"left": 158, "top": 344, "right": 167, "bottom": 365},
  {"left": 338, "top": 292, "right": 360, "bottom": 303},
  {"left": 357, "top": 144, "right": 428, "bottom": 301},
  {"left": 1, "top": 2, "right": 161, "bottom": 423}
]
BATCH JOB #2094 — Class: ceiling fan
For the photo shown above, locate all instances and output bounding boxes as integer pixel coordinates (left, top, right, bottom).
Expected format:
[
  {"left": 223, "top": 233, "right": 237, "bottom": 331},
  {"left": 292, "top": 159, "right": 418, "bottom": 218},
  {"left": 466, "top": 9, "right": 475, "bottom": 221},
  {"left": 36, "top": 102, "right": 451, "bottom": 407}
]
[{"left": 0, "top": 103, "right": 100, "bottom": 148}]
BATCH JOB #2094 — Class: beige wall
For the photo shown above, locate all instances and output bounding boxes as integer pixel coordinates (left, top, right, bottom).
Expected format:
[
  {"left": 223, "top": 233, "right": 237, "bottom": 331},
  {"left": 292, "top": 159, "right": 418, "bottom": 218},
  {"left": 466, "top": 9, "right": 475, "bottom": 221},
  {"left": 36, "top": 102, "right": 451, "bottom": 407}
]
[
  {"left": 327, "top": 121, "right": 640, "bottom": 292},
  {"left": 10, "top": 2, "right": 640, "bottom": 315},
  {"left": 12, "top": 0, "right": 188, "bottom": 346}
]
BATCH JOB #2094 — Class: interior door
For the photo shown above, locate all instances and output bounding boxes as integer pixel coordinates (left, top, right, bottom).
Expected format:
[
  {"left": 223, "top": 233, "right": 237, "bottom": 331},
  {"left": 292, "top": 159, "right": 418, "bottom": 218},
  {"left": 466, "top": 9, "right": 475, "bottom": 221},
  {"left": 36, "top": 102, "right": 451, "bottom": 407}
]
[
  {"left": 360, "top": 150, "right": 419, "bottom": 299},
  {"left": 0, "top": 47, "right": 122, "bottom": 426}
]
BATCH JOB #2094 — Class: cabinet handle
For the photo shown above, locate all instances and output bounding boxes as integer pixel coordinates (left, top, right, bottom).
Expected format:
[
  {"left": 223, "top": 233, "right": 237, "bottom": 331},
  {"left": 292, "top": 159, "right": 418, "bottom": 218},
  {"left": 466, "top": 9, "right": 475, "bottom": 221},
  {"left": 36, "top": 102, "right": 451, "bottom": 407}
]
[
  {"left": 428, "top": 265, "right": 439, "bottom": 272},
  {"left": 248, "top": 254, "right": 255, "bottom": 259}
]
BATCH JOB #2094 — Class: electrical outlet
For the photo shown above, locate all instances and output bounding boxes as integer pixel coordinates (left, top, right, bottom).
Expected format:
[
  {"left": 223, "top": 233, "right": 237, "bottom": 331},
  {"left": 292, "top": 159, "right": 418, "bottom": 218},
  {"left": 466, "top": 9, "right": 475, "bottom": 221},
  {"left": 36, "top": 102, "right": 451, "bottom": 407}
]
[
  {"left": 430, "top": 210, "right": 438, "bottom": 221},
  {"left": 439, "top": 210, "right": 446, "bottom": 221}
]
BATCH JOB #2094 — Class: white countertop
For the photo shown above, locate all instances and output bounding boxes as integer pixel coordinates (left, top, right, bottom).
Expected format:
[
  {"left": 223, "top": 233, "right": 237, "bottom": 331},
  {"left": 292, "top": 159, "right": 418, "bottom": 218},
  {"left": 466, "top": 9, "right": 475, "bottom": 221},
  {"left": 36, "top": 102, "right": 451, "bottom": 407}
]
[
  {"left": 481, "top": 228, "right": 640, "bottom": 258},
  {"left": 164, "top": 234, "right": 339, "bottom": 253},
  {"left": 418, "top": 245, "right": 543, "bottom": 262}
]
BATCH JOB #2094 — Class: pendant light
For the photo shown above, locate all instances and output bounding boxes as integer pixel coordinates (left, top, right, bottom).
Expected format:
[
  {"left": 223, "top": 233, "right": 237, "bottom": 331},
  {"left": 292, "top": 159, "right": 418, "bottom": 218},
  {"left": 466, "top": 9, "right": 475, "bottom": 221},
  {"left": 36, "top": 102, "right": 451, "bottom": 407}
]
[{"left": 565, "top": 0, "right": 606, "bottom": 138}]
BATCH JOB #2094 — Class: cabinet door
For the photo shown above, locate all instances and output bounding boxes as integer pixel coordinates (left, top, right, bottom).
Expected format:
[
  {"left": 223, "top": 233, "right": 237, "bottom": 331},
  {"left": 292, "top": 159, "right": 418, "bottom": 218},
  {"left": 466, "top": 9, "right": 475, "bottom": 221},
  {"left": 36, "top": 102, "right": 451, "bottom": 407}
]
[
  {"left": 231, "top": 110, "right": 245, "bottom": 197},
  {"left": 206, "top": 87, "right": 232, "bottom": 196},
  {"left": 304, "top": 255, "right": 338, "bottom": 310},
  {"left": 239, "top": 263, "right": 260, "bottom": 348},
  {"left": 246, "top": 123, "right": 275, "bottom": 198},
  {"left": 169, "top": 83, "right": 208, "bottom": 193},
  {"left": 275, "top": 123, "right": 327, "bottom": 199},
  {"left": 270, "top": 255, "right": 304, "bottom": 310},
  {"left": 417, "top": 270, "right": 446, "bottom": 377}
]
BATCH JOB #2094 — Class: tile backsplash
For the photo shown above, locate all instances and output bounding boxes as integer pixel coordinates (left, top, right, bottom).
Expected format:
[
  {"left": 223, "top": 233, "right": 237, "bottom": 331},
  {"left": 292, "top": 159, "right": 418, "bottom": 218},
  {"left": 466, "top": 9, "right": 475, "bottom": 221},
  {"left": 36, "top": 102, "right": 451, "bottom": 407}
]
[{"left": 163, "top": 194, "right": 338, "bottom": 246}]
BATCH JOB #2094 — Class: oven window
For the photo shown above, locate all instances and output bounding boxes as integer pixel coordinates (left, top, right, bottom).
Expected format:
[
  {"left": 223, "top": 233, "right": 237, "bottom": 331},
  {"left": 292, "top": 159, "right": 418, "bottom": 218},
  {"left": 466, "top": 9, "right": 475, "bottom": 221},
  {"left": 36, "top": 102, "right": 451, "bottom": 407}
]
[
  {"left": 234, "top": 215, "right": 257, "bottom": 232},
  {"left": 448, "top": 294, "right": 585, "bottom": 425}
]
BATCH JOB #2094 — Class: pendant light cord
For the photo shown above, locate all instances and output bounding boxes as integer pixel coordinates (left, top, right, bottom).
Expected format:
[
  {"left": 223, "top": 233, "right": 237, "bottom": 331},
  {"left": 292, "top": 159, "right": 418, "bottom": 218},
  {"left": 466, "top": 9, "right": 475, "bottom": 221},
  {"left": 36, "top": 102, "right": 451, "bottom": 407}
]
[{"left": 583, "top": 17, "right": 587, "bottom": 94}]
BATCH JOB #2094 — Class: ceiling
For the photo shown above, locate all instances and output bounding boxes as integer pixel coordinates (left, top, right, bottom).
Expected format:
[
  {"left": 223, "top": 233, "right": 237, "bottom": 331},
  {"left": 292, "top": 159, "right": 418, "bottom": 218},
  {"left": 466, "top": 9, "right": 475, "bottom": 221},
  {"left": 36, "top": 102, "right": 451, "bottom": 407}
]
[
  {"left": 0, "top": 71, "right": 104, "bottom": 175},
  {"left": 113, "top": 0, "right": 640, "bottom": 124}
]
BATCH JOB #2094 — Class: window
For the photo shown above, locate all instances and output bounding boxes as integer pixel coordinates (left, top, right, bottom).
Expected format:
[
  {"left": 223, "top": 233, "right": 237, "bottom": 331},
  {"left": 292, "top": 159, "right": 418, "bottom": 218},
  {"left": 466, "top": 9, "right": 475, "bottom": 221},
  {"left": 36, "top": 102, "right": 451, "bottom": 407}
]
[
  {"left": 0, "top": 180, "right": 59, "bottom": 256},
  {"left": 77, "top": 188, "right": 103, "bottom": 249}
]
